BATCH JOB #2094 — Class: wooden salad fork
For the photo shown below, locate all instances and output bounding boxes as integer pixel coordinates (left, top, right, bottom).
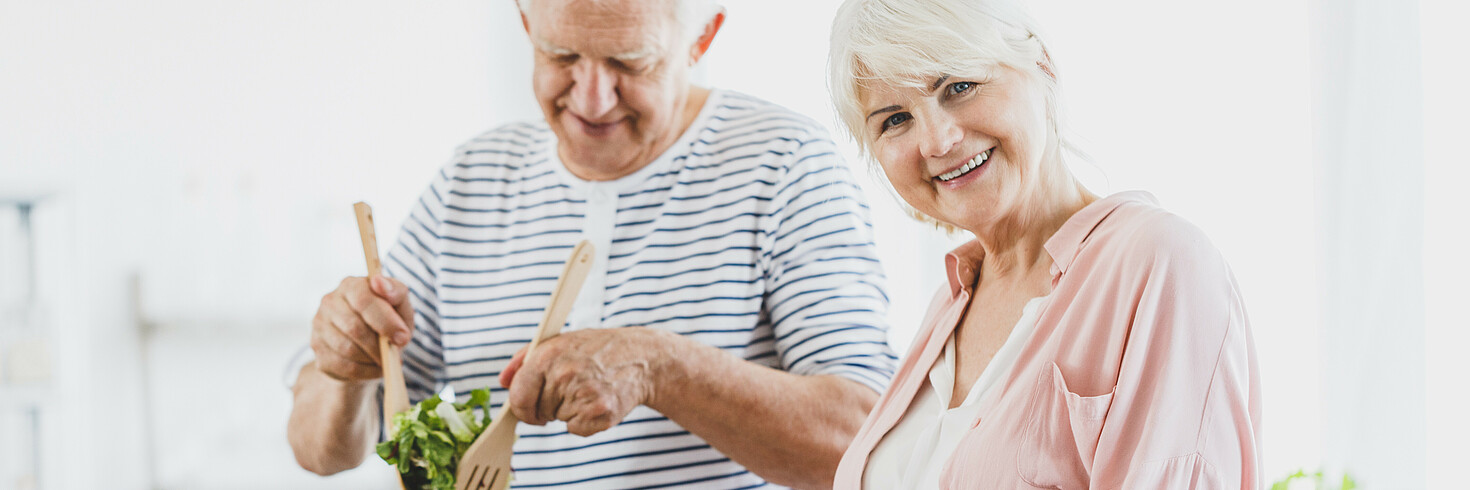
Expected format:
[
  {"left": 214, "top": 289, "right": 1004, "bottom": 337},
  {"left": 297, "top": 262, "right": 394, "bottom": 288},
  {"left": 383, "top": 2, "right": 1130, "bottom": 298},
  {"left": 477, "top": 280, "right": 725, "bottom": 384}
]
[
  {"left": 353, "top": 202, "right": 412, "bottom": 489},
  {"left": 454, "top": 240, "right": 596, "bottom": 490}
]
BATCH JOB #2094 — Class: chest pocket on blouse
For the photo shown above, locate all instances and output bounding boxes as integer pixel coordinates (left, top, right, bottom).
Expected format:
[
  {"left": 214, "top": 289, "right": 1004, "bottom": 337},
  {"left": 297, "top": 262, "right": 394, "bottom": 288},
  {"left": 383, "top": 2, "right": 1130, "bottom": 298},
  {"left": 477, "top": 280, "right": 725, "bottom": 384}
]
[{"left": 1017, "top": 362, "right": 1115, "bottom": 489}]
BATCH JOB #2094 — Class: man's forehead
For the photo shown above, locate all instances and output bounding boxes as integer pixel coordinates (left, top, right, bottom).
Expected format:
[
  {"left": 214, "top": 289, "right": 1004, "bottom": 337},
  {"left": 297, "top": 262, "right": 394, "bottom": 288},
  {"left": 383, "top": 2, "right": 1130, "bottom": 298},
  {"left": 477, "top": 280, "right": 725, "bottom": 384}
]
[
  {"left": 533, "top": 0, "right": 680, "bottom": 17},
  {"left": 528, "top": 0, "right": 675, "bottom": 59}
]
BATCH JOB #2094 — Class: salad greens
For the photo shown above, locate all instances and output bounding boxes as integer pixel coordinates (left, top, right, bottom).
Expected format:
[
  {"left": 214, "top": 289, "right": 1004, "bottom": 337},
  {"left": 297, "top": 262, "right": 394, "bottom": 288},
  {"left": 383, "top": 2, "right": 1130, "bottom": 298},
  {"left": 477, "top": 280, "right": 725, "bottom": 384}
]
[{"left": 377, "top": 388, "right": 493, "bottom": 490}]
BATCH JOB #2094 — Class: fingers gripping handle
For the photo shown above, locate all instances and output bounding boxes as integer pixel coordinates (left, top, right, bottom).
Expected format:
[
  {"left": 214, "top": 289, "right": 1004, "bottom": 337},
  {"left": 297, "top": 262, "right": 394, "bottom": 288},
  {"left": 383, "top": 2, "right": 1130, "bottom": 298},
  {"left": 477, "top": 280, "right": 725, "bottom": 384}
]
[
  {"left": 497, "top": 240, "right": 596, "bottom": 427},
  {"left": 354, "top": 202, "right": 412, "bottom": 430}
]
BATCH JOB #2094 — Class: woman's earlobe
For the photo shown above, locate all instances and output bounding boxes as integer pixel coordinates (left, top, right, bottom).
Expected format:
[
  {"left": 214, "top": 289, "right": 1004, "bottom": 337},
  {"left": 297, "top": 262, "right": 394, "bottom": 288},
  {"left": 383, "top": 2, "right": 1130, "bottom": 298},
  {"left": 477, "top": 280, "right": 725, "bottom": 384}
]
[
  {"left": 1037, "top": 60, "right": 1056, "bottom": 81},
  {"left": 1037, "top": 47, "right": 1058, "bottom": 81}
]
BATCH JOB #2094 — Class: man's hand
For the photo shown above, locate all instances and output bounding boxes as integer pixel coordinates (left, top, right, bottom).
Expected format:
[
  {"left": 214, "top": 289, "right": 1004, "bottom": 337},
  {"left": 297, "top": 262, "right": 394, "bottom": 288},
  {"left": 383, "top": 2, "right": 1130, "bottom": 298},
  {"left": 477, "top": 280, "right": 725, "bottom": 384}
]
[
  {"left": 496, "top": 325, "right": 877, "bottom": 489},
  {"left": 310, "top": 275, "right": 416, "bottom": 382},
  {"left": 499, "top": 327, "right": 675, "bottom": 436},
  {"left": 290, "top": 275, "right": 416, "bottom": 476}
]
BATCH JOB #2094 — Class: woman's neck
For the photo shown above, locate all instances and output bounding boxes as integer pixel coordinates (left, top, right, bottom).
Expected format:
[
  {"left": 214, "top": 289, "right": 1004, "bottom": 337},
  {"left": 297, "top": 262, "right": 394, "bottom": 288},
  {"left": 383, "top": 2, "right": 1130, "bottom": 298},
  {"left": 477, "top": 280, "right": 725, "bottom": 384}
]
[{"left": 969, "top": 153, "right": 1097, "bottom": 281}]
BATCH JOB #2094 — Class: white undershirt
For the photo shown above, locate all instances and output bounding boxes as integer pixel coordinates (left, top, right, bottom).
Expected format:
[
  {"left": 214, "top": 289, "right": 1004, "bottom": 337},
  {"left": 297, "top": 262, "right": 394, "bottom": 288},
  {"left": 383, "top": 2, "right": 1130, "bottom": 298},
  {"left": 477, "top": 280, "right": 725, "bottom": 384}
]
[
  {"left": 569, "top": 184, "right": 619, "bottom": 330},
  {"left": 863, "top": 295, "right": 1050, "bottom": 489}
]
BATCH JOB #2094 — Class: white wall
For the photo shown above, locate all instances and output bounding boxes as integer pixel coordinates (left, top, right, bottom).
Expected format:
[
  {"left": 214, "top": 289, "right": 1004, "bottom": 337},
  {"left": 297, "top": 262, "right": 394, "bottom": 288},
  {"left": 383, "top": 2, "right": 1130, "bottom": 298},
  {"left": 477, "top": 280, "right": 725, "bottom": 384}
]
[
  {"left": 1420, "top": 1, "right": 1470, "bottom": 488},
  {"left": 1311, "top": 0, "right": 1428, "bottom": 486}
]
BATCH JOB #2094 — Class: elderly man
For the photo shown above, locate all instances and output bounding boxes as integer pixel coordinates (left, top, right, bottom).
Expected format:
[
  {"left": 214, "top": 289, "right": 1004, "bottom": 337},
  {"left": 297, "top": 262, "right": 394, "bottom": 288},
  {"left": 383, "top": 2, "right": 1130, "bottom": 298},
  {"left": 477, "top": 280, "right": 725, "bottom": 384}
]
[{"left": 287, "top": 0, "right": 894, "bottom": 488}]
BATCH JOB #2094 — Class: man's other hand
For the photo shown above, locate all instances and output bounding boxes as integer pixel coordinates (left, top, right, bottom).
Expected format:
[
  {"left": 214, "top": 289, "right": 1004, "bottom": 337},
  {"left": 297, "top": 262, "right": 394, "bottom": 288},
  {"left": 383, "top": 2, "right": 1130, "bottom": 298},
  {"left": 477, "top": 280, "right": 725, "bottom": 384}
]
[{"left": 500, "top": 327, "right": 679, "bottom": 437}]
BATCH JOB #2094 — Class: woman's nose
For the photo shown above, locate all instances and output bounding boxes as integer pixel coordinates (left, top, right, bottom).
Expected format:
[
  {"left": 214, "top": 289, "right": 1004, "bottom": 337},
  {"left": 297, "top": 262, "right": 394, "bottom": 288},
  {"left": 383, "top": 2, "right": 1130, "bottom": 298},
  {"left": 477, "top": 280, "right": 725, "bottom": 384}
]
[{"left": 918, "top": 113, "right": 962, "bottom": 159}]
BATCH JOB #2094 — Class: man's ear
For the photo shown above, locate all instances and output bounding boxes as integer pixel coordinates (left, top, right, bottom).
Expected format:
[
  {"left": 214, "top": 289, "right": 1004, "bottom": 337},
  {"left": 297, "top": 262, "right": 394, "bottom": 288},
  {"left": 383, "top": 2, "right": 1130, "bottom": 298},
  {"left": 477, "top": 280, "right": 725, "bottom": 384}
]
[{"left": 689, "top": 10, "right": 726, "bottom": 65}]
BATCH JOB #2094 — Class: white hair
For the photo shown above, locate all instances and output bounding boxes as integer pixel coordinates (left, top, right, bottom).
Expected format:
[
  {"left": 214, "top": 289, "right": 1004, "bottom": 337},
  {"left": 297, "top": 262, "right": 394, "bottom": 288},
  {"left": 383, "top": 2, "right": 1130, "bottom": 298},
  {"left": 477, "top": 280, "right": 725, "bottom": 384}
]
[
  {"left": 518, "top": 0, "right": 723, "bottom": 46},
  {"left": 828, "top": 0, "right": 1078, "bottom": 230},
  {"left": 827, "top": 0, "right": 1074, "bottom": 156}
]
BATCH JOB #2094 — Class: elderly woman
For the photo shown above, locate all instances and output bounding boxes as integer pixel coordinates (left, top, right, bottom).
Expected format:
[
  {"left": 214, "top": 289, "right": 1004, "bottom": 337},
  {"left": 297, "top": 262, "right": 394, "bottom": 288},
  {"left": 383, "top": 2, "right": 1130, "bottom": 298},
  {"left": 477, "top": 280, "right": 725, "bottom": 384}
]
[{"left": 826, "top": 0, "right": 1261, "bottom": 488}]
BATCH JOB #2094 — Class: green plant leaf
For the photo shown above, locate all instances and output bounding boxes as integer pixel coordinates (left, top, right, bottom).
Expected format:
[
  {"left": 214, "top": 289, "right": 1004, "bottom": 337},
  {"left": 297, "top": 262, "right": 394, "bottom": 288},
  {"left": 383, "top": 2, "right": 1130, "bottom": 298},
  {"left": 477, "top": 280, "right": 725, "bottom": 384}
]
[{"left": 377, "top": 388, "right": 496, "bottom": 489}]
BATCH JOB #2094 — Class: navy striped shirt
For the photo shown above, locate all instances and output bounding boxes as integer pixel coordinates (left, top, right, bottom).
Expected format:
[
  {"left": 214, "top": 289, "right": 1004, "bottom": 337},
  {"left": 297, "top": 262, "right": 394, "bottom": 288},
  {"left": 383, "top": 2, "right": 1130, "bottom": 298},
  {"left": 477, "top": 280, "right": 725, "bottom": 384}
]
[{"left": 384, "top": 90, "right": 896, "bottom": 489}]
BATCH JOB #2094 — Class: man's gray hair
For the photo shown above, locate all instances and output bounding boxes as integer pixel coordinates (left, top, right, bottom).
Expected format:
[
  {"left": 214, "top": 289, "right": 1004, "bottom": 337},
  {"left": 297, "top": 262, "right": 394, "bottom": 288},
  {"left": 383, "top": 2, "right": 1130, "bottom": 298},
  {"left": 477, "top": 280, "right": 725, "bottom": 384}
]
[{"left": 518, "top": 0, "right": 723, "bottom": 46}]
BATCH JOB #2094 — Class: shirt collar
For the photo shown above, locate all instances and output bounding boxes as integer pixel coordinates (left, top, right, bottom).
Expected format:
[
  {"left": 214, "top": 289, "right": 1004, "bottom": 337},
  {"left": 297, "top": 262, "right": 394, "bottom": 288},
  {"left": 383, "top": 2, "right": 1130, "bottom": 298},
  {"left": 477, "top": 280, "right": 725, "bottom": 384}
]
[
  {"left": 942, "top": 191, "right": 1157, "bottom": 296},
  {"left": 943, "top": 240, "right": 985, "bottom": 296}
]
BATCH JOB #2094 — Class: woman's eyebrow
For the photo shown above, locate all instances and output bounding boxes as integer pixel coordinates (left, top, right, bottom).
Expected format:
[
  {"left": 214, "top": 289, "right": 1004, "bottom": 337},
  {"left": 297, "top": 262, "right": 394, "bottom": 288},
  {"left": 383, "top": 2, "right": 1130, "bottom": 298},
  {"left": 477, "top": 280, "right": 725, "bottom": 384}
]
[
  {"left": 866, "top": 105, "right": 901, "bottom": 122},
  {"left": 930, "top": 74, "right": 951, "bottom": 91}
]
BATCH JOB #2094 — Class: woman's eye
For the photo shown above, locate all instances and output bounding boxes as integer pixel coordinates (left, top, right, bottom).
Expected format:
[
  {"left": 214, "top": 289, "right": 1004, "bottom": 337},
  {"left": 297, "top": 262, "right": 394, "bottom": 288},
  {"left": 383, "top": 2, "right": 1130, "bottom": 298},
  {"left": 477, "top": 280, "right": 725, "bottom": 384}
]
[
  {"left": 881, "top": 112, "right": 911, "bottom": 132},
  {"left": 947, "top": 81, "right": 976, "bottom": 95}
]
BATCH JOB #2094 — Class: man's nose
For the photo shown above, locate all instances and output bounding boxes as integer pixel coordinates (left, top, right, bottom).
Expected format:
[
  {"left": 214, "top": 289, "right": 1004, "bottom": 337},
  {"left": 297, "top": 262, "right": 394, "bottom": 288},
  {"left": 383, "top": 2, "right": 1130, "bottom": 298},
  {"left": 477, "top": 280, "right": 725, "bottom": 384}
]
[
  {"left": 569, "top": 62, "right": 618, "bottom": 119},
  {"left": 919, "top": 112, "right": 962, "bottom": 159}
]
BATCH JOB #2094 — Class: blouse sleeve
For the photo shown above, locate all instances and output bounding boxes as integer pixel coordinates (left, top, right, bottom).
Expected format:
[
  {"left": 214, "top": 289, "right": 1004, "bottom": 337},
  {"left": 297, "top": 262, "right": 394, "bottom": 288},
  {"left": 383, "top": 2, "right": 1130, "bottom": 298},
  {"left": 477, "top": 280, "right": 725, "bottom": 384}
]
[{"left": 1092, "top": 214, "right": 1263, "bottom": 490}]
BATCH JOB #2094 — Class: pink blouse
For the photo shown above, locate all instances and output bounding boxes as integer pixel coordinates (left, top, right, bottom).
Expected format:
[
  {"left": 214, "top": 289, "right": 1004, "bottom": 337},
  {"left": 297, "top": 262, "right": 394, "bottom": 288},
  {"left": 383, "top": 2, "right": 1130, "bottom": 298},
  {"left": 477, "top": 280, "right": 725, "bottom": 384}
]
[{"left": 834, "top": 192, "right": 1262, "bottom": 489}]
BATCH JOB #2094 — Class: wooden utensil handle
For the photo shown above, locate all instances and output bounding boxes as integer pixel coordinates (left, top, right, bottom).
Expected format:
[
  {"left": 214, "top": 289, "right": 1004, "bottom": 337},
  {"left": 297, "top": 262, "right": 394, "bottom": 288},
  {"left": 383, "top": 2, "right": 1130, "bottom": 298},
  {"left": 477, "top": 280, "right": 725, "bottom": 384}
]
[
  {"left": 354, "top": 202, "right": 412, "bottom": 428},
  {"left": 451, "top": 241, "right": 596, "bottom": 490},
  {"left": 525, "top": 241, "right": 596, "bottom": 353},
  {"left": 487, "top": 241, "right": 594, "bottom": 434}
]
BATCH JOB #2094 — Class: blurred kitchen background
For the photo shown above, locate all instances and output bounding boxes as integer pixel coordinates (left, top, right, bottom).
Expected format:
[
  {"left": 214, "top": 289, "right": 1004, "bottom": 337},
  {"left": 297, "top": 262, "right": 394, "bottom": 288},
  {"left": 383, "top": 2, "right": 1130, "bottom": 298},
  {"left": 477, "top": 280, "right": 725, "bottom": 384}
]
[{"left": 1, "top": 0, "right": 1465, "bottom": 488}]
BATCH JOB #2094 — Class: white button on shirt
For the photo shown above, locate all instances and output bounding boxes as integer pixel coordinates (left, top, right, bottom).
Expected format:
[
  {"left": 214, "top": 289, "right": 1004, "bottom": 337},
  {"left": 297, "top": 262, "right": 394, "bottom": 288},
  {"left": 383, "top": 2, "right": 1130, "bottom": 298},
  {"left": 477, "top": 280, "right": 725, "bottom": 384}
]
[
  {"left": 570, "top": 183, "right": 621, "bottom": 331},
  {"left": 863, "top": 295, "right": 1051, "bottom": 489}
]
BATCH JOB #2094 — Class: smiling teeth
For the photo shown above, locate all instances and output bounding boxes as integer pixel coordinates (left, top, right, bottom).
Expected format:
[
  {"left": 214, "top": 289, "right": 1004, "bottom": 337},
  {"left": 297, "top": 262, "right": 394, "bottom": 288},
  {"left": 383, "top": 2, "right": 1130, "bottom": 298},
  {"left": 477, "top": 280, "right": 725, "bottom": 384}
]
[{"left": 938, "top": 150, "right": 990, "bottom": 182}]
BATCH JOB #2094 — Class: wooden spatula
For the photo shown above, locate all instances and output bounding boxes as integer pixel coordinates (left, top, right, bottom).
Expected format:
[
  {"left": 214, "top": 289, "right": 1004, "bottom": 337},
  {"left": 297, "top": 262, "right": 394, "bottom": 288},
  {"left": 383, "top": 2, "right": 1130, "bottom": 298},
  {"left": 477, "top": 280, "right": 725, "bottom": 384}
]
[
  {"left": 454, "top": 240, "right": 596, "bottom": 490},
  {"left": 353, "top": 202, "right": 411, "bottom": 490}
]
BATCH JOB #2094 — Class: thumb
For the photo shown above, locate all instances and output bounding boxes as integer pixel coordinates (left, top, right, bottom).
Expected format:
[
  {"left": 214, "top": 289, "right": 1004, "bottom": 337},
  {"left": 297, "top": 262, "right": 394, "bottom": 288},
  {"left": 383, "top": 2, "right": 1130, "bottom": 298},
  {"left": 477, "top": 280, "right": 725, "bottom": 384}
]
[
  {"left": 499, "top": 347, "right": 529, "bottom": 389},
  {"left": 371, "top": 276, "right": 415, "bottom": 340}
]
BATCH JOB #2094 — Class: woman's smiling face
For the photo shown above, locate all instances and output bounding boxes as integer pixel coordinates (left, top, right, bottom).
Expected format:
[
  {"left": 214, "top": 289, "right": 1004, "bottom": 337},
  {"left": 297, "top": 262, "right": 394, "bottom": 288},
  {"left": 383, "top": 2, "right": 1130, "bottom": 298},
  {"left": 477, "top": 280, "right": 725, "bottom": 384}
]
[{"left": 861, "top": 65, "right": 1054, "bottom": 231}]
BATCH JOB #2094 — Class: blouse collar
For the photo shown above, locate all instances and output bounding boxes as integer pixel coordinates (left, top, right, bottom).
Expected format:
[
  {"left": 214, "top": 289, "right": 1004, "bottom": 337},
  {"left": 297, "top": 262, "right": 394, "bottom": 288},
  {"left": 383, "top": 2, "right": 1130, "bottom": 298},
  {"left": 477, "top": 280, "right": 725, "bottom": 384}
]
[{"left": 941, "top": 191, "right": 1158, "bottom": 296}]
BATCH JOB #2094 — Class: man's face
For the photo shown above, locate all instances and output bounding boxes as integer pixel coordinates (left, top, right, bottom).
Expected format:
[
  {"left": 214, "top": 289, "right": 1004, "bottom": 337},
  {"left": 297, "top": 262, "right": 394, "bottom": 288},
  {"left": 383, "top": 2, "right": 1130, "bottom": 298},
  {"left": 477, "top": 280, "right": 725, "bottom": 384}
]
[{"left": 525, "top": 0, "right": 694, "bottom": 180}]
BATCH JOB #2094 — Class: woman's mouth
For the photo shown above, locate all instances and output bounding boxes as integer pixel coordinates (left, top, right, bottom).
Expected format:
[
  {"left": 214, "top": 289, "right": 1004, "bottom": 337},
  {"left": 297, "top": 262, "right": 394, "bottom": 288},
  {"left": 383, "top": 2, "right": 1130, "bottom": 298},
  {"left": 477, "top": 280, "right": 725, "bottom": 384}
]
[{"left": 935, "top": 149, "right": 990, "bottom": 182}]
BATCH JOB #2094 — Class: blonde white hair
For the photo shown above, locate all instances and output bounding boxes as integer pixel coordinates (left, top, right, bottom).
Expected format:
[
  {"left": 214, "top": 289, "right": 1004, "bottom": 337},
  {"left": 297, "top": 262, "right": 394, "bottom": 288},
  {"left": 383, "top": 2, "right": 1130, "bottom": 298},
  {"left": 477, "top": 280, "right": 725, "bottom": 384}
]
[
  {"left": 518, "top": 0, "right": 723, "bottom": 46},
  {"left": 827, "top": 0, "right": 1074, "bottom": 229}
]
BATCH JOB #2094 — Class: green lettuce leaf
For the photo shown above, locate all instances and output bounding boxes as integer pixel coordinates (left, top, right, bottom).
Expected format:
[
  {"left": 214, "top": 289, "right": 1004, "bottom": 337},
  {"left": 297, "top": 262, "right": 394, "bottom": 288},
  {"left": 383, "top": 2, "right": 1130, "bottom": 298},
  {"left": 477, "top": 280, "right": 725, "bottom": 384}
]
[{"left": 376, "top": 388, "right": 494, "bottom": 490}]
